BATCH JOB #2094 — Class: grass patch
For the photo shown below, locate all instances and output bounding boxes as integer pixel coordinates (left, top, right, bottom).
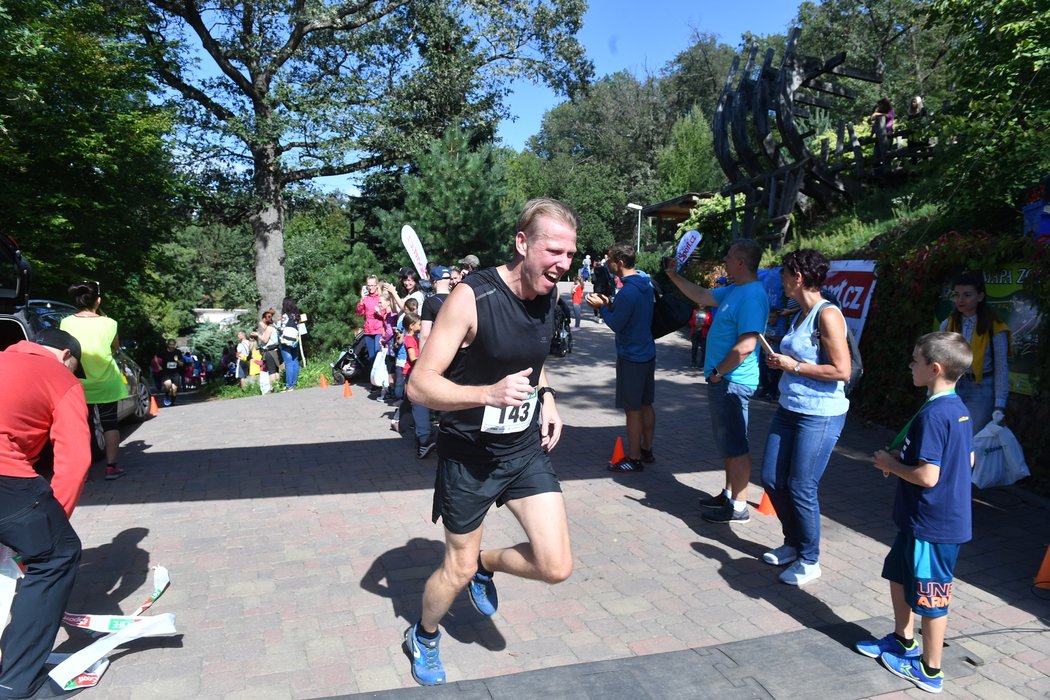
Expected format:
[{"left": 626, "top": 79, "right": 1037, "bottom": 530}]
[
  {"left": 199, "top": 349, "right": 342, "bottom": 401},
  {"left": 762, "top": 184, "right": 943, "bottom": 265}
]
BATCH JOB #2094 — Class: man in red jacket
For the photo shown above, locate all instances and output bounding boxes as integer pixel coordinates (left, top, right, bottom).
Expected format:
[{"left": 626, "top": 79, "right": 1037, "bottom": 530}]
[{"left": 0, "top": 328, "right": 91, "bottom": 699}]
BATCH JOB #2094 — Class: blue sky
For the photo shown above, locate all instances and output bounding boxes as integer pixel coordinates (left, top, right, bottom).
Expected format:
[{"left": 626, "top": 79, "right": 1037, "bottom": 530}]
[
  {"left": 494, "top": 0, "right": 801, "bottom": 150},
  {"left": 314, "top": 0, "right": 799, "bottom": 193}
]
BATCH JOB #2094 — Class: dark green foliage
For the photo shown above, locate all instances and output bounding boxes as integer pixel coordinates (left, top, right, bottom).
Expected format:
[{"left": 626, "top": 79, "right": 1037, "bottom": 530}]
[
  {"left": 376, "top": 128, "right": 516, "bottom": 270},
  {"left": 0, "top": 0, "right": 179, "bottom": 337}
]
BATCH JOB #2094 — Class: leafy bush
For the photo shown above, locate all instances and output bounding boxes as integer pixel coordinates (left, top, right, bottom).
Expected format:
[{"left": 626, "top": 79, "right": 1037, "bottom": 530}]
[{"left": 855, "top": 227, "right": 1050, "bottom": 480}]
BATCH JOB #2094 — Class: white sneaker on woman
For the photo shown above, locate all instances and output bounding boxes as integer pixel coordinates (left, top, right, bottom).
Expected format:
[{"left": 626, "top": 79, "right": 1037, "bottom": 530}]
[
  {"left": 762, "top": 544, "right": 798, "bottom": 566},
  {"left": 779, "top": 560, "right": 821, "bottom": 586}
]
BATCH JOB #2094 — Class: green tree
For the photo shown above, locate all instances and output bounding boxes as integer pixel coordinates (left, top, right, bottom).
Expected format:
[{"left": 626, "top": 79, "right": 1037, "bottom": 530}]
[
  {"left": 656, "top": 106, "right": 727, "bottom": 198},
  {"left": 0, "top": 0, "right": 178, "bottom": 311},
  {"left": 659, "top": 31, "right": 738, "bottom": 119},
  {"left": 926, "top": 0, "right": 1050, "bottom": 222},
  {"left": 377, "top": 127, "right": 516, "bottom": 268},
  {"left": 793, "top": 0, "right": 953, "bottom": 122},
  {"left": 136, "top": 0, "right": 592, "bottom": 314}
]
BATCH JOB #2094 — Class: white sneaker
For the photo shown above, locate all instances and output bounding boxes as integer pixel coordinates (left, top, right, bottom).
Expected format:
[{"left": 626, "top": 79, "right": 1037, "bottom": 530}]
[
  {"left": 762, "top": 544, "right": 798, "bottom": 566},
  {"left": 779, "top": 559, "right": 821, "bottom": 586}
]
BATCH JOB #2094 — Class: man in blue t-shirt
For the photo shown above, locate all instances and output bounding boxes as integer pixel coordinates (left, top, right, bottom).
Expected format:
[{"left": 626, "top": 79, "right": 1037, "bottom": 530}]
[
  {"left": 587, "top": 243, "right": 656, "bottom": 473},
  {"left": 859, "top": 331, "right": 974, "bottom": 695},
  {"left": 664, "top": 240, "right": 769, "bottom": 523}
]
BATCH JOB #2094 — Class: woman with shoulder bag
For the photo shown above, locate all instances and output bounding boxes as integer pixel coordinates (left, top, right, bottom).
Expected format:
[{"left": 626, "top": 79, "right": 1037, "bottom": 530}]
[
  {"left": 760, "top": 250, "right": 851, "bottom": 586},
  {"left": 278, "top": 297, "right": 303, "bottom": 390}
]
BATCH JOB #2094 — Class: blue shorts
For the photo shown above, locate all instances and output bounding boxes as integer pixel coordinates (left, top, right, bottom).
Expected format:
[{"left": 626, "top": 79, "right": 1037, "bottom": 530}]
[
  {"left": 881, "top": 531, "right": 961, "bottom": 619},
  {"left": 707, "top": 380, "right": 753, "bottom": 458}
]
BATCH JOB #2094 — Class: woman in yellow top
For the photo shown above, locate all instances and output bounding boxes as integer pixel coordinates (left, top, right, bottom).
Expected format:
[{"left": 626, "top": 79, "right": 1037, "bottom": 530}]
[
  {"left": 939, "top": 270, "right": 1010, "bottom": 432},
  {"left": 59, "top": 280, "right": 128, "bottom": 480}
]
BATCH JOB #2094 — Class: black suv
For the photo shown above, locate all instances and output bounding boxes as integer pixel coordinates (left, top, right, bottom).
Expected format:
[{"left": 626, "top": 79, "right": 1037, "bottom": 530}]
[{"left": 1, "top": 234, "right": 153, "bottom": 453}]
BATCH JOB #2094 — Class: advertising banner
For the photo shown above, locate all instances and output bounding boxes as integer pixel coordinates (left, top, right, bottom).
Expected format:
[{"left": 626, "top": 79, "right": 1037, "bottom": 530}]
[{"left": 824, "top": 260, "right": 878, "bottom": 343}]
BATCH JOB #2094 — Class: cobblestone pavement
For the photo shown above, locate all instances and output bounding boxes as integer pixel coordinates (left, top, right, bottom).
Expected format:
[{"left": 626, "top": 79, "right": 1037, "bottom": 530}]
[{"left": 62, "top": 284, "right": 1049, "bottom": 699}]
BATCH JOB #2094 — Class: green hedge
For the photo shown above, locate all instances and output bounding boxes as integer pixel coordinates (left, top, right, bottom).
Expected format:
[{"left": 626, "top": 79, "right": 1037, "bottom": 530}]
[{"left": 855, "top": 228, "right": 1050, "bottom": 484}]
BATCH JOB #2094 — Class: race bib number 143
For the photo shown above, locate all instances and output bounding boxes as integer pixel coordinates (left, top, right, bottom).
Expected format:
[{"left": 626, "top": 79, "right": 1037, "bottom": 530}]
[{"left": 481, "top": 391, "right": 538, "bottom": 435}]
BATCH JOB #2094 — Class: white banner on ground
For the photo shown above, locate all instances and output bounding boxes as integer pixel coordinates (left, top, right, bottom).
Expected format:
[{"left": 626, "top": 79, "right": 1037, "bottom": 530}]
[{"left": 824, "top": 260, "right": 878, "bottom": 343}]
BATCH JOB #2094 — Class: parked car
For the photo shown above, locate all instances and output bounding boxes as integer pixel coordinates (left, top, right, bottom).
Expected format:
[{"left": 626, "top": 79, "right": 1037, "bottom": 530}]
[{"left": 1, "top": 234, "right": 152, "bottom": 457}]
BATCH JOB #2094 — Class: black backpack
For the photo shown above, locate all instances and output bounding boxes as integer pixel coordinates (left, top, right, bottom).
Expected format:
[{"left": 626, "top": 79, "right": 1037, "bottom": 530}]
[{"left": 809, "top": 301, "right": 863, "bottom": 396}]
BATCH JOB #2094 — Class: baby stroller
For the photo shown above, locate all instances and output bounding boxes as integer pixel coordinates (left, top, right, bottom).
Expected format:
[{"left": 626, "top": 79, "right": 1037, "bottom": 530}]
[
  {"left": 331, "top": 331, "right": 369, "bottom": 384},
  {"left": 549, "top": 298, "right": 573, "bottom": 357}
]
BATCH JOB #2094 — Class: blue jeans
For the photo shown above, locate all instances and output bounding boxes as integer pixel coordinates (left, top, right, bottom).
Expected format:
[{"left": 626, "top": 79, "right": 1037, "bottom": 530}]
[
  {"left": 761, "top": 408, "right": 846, "bottom": 563},
  {"left": 0, "top": 476, "right": 82, "bottom": 698},
  {"left": 707, "top": 380, "right": 754, "bottom": 458},
  {"left": 363, "top": 334, "right": 382, "bottom": 364},
  {"left": 280, "top": 347, "right": 300, "bottom": 388},
  {"left": 956, "top": 375, "right": 994, "bottom": 433}
]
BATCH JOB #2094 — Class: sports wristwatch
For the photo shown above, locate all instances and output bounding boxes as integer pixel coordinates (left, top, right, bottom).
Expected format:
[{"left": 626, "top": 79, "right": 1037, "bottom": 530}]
[{"left": 538, "top": 387, "right": 557, "bottom": 402}]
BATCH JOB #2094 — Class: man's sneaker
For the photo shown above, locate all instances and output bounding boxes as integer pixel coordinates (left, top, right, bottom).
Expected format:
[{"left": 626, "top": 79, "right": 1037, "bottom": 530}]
[
  {"left": 467, "top": 571, "right": 498, "bottom": 616},
  {"left": 855, "top": 633, "right": 921, "bottom": 660},
  {"left": 640, "top": 447, "right": 655, "bottom": 464},
  {"left": 608, "top": 457, "right": 644, "bottom": 472},
  {"left": 880, "top": 653, "right": 943, "bottom": 693},
  {"left": 703, "top": 503, "right": 750, "bottom": 523},
  {"left": 778, "top": 559, "right": 821, "bottom": 585},
  {"left": 403, "top": 624, "right": 445, "bottom": 686},
  {"left": 762, "top": 544, "right": 798, "bottom": 566},
  {"left": 417, "top": 440, "right": 437, "bottom": 459},
  {"left": 104, "top": 465, "right": 127, "bottom": 481},
  {"left": 698, "top": 492, "right": 730, "bottom": 510}
]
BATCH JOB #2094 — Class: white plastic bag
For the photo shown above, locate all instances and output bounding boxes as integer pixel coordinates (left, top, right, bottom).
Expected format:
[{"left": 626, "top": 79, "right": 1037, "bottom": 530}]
[
  {"left": 972, "top": 420, "right": 1030, "bottom": 488},
  {"left": 369, "top": 351, "right": 388, "bottom": 388}
]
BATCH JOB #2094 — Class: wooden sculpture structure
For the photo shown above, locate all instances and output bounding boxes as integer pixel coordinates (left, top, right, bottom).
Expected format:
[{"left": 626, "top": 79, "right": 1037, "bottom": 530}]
[{"left": 713, "top": 27, "right": 925, "bottom": 246}]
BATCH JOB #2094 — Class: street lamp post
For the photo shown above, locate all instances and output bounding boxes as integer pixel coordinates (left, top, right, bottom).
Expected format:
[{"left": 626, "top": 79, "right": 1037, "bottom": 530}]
[{"left": 626, "top": 202, "right": 643, "bottom": 252}]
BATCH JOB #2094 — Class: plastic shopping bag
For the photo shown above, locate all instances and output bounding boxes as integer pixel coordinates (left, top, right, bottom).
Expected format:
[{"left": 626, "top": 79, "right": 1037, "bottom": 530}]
[
  {"left": 369, "top": 351, "right": 388, "bottom": 388},
  {"left": 972, "top": 420, "right": 1030, "bottom": 488}
]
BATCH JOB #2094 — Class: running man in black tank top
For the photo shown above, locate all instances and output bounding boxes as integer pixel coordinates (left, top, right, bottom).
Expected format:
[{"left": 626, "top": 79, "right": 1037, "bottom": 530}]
[{"left": 402, "top": 198, "right": 577, "bottom": 686}]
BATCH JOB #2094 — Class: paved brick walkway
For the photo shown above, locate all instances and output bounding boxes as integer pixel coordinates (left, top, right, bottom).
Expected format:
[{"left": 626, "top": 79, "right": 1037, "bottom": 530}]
[{"left": 61, "top": 284, "right": 1049, "bottom": 698}]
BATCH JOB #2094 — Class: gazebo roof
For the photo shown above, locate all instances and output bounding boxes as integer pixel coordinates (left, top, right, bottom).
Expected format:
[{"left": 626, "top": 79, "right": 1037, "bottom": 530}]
[{"left": 641, "top": 192, "right": 715, "bottom": 221}]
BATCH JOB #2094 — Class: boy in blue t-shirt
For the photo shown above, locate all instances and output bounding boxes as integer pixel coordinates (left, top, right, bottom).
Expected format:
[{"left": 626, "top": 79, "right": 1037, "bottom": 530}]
[{"left": 857, "top": 331, "right": 975, "bottom": 694}]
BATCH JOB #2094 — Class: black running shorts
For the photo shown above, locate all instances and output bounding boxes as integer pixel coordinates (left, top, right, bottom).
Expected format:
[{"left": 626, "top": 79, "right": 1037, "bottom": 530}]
[
  {"left": 94, "top": 401, "right": 119, "bottom": 432},
  {"left": 432, "top": 449, "right": 561, "bottom": 535}
]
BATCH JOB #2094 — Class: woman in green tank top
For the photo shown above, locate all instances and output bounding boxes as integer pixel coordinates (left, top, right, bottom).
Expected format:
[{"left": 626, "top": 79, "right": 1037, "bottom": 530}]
[{"left": 59, "top": 281, "right": 128, "bottom": 480}]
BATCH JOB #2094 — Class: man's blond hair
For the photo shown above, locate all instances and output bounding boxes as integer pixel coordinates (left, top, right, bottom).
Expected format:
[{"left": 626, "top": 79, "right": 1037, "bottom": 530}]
[{"left": 517, "top": 198, "right": 577, "bottom": 241}]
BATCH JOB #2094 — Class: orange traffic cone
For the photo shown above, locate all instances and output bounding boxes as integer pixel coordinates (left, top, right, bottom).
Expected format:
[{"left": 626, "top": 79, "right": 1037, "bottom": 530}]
[
  {"left": 609, "top": 436, "right": 625, "bottom": 465},
  {"left": 343, "top": 381, "right": 353, "bottom": 398},
  {"left": 319, "top": 373, "right": 328, "bottom": 389},
  {"left": 1035, "top": 545, "right": 1050, "bottom": 590},
  {"left": 757, "top": 491, "right": 777, "bottom": 516},
  {"left": 148, "top": 395, "right": 160, "bottom": 416}
]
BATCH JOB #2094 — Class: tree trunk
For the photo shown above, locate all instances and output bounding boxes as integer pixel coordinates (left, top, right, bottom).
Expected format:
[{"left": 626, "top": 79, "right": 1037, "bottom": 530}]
[{"left": 249, "top": 145, "right": 286, "bottom": 316}]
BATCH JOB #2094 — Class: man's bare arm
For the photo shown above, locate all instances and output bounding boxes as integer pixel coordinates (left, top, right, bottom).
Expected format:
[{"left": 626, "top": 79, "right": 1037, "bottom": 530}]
[
  {"left": 407, "top": 284, "right": 533, "bottom": 411},
  {"left": 663, "top": 259, "right": 717, "bottom": 307}
]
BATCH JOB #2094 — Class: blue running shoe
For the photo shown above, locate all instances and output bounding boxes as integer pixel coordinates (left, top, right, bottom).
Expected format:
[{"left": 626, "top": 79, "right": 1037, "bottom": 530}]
[
  {"left": 880, "top": 652, "right": 943, "bottom": 693},
  {"left": 468, "top": 571, "right": 498, "bottom": 616},
  {"left": 403, "top": 624, "right": 445, "bottom": 686},
  {"left": 855, "top": 632, "right": 920, "bottom": 659}
]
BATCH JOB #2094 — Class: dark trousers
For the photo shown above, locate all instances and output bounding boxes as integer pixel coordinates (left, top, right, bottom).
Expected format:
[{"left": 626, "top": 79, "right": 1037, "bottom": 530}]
[{"left": 0, "top": 476, "right": 81, "bottom": 699}]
